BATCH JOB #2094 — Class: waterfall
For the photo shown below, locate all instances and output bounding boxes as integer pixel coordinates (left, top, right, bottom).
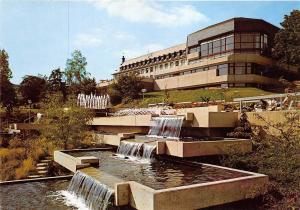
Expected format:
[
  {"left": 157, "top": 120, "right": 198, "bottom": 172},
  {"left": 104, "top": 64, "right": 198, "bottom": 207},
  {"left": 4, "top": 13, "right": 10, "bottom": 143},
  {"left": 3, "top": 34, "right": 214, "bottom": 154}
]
[
  {"left": 117, "top": 141, "right": 144, "bottom": 158},
  {"left": 148, "top": 116, "right": 184, "bottom": 139},
  {"left": 117, "top": 141, "right": 156, "bottom": 160},
  {"left": 142, "top": 143, "right": 156, "bottom": 159},
  {"left": 68, "top": 171, "right": 113, "bottom": 210}
]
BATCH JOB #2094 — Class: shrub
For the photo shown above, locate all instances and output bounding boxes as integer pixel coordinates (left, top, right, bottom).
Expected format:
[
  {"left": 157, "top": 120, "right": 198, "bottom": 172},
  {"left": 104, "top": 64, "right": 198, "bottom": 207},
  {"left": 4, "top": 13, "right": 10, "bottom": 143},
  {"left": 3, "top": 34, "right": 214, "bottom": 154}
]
[
  {"left": 9, "top": 136, "right": 24, "bottom": 148},
  {"left": 108, "top": 73, "right": 142, "bottom": 104},
  {"left": 222, "top": 111, "right": 300, "bottom": 189},
  {"left": 15, "top": 157, "right": 35, "bottom": 179}
]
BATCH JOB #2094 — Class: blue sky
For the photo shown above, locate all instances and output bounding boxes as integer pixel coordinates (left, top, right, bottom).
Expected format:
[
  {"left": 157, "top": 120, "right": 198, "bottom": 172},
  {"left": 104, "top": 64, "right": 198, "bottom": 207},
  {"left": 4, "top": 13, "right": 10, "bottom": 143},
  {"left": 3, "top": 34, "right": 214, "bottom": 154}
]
[{"left": 1, "top": 0, "right": 299, "bottom": 84}]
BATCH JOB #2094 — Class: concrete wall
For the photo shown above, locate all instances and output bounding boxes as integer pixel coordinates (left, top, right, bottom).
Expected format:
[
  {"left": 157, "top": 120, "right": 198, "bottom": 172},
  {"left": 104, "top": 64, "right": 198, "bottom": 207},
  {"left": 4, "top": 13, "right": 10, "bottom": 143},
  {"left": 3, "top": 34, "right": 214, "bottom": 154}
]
[
  {"left": 157, "top": 139, "right": 252, "bottom": 157},
  {"left": 153, "top": 54, "right": 278, "bottom": 91},
  {"left": 243, "top": 110, "right": 300, "bottom": 135},
  {"left": 92, "top": 106, "right": 239, "bottom": 129},
  {"left": 53, "top": 151, "right": 99, "bottom": 172},
  {"left": 114, "top": 164, "right": 268, "bottom": 210}
]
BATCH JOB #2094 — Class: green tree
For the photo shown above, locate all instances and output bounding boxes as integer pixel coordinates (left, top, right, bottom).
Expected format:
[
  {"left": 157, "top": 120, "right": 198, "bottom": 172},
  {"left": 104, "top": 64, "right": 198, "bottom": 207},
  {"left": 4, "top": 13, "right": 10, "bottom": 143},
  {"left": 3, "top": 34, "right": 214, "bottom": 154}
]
[
  {"left": 109, "top": 73, "right": 142, "bottom": 104},
  {"left": 48, "top": 68, "right": 67, "bottom": 99},
  {"left": 273, "top": 10, "right": 300, "bottom": 69},
  {"left": 80, "top": 77, "right": 97, "bottom": 94},
  {"left": 19, "top": 75, "right": 47, "bottom": 104},
  {"left": 65, "top": 50, "right": 89, "bottom": 94},
  {"left": 0, "top": 49, "right": 17, "bottom": 113},
  {"left": 41, "top": 94, "right": 94, "bottom": 149}
]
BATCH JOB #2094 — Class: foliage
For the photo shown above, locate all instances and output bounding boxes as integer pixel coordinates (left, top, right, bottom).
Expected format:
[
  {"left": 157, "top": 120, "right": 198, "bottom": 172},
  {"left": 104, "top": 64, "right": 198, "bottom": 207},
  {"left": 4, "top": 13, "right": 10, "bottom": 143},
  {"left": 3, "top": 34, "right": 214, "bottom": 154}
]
[
  {"left": 48, "top": 68, "right": 67, "bottom": 99},
  {"left": 40, "top": 94, "right": 94, "bottom": 149},
  {"left": 65, "top": 50, "right": 90, "bottom": 94},
  {"left": 0, "top": 49, "right": 12, "bottom": 80},
  {"left": 273, "top": 10, "right": 300, "bottom": 69},
  {"left": 15, "top": 157, "right": 35, "bottom": 179},
  {"left": 0, "top": 49, "right": 17, "bottom": 113},
  {"left": 109, "top": 73, "right": 142, "bottom": 104},
  {"left": 227, "top": 112, "right": 252, "bottom": 138},
  {"left": 19, "top": 75, "right": 47, "bottom": 103},
  {"left": 222, "top": 112, "right": 300, "bottom": 189},
  {"left": 80, "top": 77, "right": 97, "bottom": 94}
]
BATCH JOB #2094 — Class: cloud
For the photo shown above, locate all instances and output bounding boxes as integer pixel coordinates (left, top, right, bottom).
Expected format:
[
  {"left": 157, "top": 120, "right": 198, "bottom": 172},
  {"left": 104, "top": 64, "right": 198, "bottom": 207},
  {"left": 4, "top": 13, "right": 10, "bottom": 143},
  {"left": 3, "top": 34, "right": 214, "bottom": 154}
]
[
  {"left": 94, "top": 0, "right": 208, "bottom": 27},
  {"left": 73, "top": 28, "right": 103, "bottom": 47}
]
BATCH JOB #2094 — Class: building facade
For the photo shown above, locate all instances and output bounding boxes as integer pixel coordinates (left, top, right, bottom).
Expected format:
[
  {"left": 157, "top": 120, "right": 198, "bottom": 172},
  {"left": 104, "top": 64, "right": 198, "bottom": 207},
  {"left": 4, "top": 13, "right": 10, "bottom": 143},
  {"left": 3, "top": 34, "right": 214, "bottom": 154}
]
[{"left": 101, "top": 18, "right": 298, "bottom": 91}]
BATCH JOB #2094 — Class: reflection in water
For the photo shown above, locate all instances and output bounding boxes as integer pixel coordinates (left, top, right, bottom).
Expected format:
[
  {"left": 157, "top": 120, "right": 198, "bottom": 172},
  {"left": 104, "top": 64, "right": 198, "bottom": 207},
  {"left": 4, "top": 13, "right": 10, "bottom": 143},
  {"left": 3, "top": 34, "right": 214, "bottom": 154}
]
[
  {"left": 70, "top": 151, "right": 249, "bottom": 190},
  {"left": 0, "top": 180, "right": 73, "bottom": 210}
]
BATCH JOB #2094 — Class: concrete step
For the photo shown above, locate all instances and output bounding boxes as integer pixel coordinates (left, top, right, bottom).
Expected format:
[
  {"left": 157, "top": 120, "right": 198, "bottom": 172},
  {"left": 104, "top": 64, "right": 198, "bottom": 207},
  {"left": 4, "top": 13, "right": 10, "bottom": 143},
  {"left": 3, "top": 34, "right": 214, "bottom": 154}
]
[
  {"left": 40, "top": 159, "right": 52, "bottom": 163},
  {"left": 36, "top": 166, "right": 47, "bottom": 170},
  {"left": 37, "top": 170, "right": 48, "bottom": 174},
  {"left": 27, "top": 175, "right": 42, "bottom": 178},
  {"left": 36, "top": 163, "right": 48, "bottom": 167}
]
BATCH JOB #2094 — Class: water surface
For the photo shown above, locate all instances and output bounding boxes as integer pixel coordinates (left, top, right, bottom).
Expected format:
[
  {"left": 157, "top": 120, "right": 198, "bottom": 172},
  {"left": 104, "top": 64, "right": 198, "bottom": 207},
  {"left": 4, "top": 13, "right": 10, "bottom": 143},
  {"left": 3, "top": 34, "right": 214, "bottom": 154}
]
[{"left": 69, "top": 150, "right": 250, "bottom": 190}]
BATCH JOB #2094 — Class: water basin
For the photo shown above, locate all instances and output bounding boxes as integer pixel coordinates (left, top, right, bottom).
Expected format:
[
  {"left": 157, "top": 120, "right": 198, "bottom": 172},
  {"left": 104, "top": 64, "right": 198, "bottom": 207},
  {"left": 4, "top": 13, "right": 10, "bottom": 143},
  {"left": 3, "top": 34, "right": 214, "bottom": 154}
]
[{"left": 68, "top": 150, "right": 249, "bottom": 190}]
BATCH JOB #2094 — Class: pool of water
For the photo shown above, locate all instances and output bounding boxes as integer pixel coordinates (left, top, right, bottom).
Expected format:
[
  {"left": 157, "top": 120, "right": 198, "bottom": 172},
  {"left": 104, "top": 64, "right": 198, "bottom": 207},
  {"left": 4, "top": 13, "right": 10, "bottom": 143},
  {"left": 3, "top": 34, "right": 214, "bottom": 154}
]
[
  {"left": 0, "top": 180, "right": 75, "bottom": 210},
  {"left": 69, "top": 150, "right": 250, "bottom": 190}
]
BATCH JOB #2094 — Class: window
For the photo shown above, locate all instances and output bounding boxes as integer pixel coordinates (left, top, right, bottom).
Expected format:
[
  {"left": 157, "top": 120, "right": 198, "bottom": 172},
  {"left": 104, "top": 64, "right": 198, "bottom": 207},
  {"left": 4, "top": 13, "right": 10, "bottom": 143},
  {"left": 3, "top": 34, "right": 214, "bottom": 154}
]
[
  {"left": 150, "top": 67, "right": 153, "bottom": 72},
  {"left": 235, "top": 63, "right": 246, "bottom": 75},
  {"left": 159, "top": 65, "right": 163, "bottom": 70},
  {"left": 170, "top": 62, "right": 174, "bottom": 68},
  {"left": 146, "top": 68, "right": 149, "bottom": 73},
  {"left": 226, "top": 35, "right": 234, "bottom": 50},
  {"left": 213, "top": 39, "right": 221, "bottom": 54},
  {"left": 201, "top": 43, "right": 208, "bottom": 56},
  {"left": 180, "top": 60, "right": 185, "bottom": 65},
  {"left": 175, "top": 61, "right": 179, "bottom": 66},
  {"left": 235, "top": 33, "right": 261, "bottom": 51},
  {"left": 246, "top": 63, "right": 252, "bottom": 74},
  {"left": 217, "top": 64, "right": 228, "bottom": 76},
  {"left": 165, "top": 63, "right": 169, "bottom": 69}
]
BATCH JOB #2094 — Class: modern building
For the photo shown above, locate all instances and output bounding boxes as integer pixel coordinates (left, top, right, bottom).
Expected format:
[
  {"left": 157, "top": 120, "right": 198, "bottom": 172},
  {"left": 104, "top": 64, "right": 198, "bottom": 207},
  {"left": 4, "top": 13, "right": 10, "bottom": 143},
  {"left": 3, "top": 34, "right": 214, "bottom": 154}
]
[{"left": 99, "top": 17, "right": 299, "bottom": 91}]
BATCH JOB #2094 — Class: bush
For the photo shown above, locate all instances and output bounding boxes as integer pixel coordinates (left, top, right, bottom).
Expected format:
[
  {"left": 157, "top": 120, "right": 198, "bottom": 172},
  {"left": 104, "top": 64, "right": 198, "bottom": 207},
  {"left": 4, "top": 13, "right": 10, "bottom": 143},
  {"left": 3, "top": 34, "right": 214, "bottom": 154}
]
[
  {"left": 108, "top": 73, "right": 142, "bottom": 104},
  {"left": 221, "top": 111, "right": 300, "bottom": 208},
  {"left": 15, "top": 157, "right": 35, "bottom": 179}
]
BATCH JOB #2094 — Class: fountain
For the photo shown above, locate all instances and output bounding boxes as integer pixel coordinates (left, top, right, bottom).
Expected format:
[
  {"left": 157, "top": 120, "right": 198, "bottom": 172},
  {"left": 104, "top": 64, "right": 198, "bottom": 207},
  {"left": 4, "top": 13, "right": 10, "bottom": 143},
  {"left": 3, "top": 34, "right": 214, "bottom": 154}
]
[
  {"left": 67, "top": 171, "right": 113, "bottom": 210},
  {"left": 148, "top": 115, "right": 184, "bottom": 139},
  {"left": 117, "top": 141, "right": 156, "bottom": 160},
  {"left": 77, "top": 93, "right": 110, "bottom": 110}
]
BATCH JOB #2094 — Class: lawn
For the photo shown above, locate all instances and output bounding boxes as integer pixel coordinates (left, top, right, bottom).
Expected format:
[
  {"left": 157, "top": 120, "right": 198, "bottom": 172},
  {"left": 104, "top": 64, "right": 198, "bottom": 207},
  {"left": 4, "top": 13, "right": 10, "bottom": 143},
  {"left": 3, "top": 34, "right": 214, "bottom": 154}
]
[{"left": 118, "top": 88, "right": 273, "bottom": 108}]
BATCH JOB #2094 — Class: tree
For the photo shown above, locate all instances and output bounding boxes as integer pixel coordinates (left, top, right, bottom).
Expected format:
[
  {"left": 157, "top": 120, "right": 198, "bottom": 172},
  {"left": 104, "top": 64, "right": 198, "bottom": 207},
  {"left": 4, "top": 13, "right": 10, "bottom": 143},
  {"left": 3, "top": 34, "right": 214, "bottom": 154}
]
[
  {"left": 109, "top": 73, "right": 142, "bottom": 104},
  {"left": 40, "top": 94, "right": 94, "bottom": 149},
  {"left": 19, "top": 75, "right": 47, "bottom": 104},
  {"left": 48, "top": 68, "right": 67, "bottom": 99},
  {"left": 80, "top": 77, "right": 97, "bottom": 94},
  {"left": 273, "top": 10, "right": 300, "bottom": 69},
  {"left": 0, "top": 49, "right": 17, "bottom": 113},
  {"left": 65, "top": 50, "right": 89, "bottom": 94}
]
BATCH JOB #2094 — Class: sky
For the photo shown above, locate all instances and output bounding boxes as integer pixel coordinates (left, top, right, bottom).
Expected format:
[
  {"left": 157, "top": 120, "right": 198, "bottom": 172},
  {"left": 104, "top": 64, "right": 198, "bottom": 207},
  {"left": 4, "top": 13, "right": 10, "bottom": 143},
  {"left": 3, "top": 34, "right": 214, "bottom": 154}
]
[{"left": 1, "top": 0, "right": 299, "bottom": 84}]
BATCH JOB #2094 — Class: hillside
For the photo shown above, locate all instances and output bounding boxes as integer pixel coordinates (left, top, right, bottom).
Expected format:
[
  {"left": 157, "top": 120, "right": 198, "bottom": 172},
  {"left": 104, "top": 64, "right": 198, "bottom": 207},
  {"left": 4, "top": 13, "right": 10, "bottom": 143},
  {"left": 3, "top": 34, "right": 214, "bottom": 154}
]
[{"left": 117, "top": 88, "right": 274, "bottom": 108}]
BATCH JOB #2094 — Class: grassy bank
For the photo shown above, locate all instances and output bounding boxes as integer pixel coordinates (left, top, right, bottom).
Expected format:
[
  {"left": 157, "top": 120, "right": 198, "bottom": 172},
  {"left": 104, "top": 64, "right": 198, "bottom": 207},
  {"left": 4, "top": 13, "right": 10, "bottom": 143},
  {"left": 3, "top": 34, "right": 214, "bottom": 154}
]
[{"left": 117, "top": 88, "right": 273, "bottom": 108}]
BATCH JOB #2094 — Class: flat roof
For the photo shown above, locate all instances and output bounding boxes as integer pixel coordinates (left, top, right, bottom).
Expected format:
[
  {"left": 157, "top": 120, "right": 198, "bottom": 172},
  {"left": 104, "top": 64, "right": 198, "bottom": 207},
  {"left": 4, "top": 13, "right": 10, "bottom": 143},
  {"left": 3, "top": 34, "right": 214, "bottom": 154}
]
[{"left": 121, "top": 43, "right": 186, "bottom": 66}]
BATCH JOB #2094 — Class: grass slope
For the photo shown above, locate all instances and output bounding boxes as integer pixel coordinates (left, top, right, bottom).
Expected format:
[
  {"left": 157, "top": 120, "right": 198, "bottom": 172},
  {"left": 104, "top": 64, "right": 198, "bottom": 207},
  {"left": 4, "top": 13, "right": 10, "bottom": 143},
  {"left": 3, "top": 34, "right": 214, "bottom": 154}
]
[{"left": 118, "top": 88, "right": 273, "bottom": 108}]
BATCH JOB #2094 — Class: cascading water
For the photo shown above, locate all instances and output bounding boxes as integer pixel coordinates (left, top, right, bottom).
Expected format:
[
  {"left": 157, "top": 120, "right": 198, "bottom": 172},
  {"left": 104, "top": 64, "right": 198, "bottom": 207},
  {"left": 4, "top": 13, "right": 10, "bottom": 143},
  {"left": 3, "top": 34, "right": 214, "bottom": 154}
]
[
  {"left": 142, "top": 143, "right": 156, "bottom": 159},
  {"left": 117, "top": 141, "right": 156, "bottom": 160},
  {"left": 148, "top": 116, "right": 184, "bottom": 139},
  {"left": 67, "top": 171, "right": 113, "bottom": 210},
  {"left": 117, "top": 141, "right": 144, "bottom": 158}
]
